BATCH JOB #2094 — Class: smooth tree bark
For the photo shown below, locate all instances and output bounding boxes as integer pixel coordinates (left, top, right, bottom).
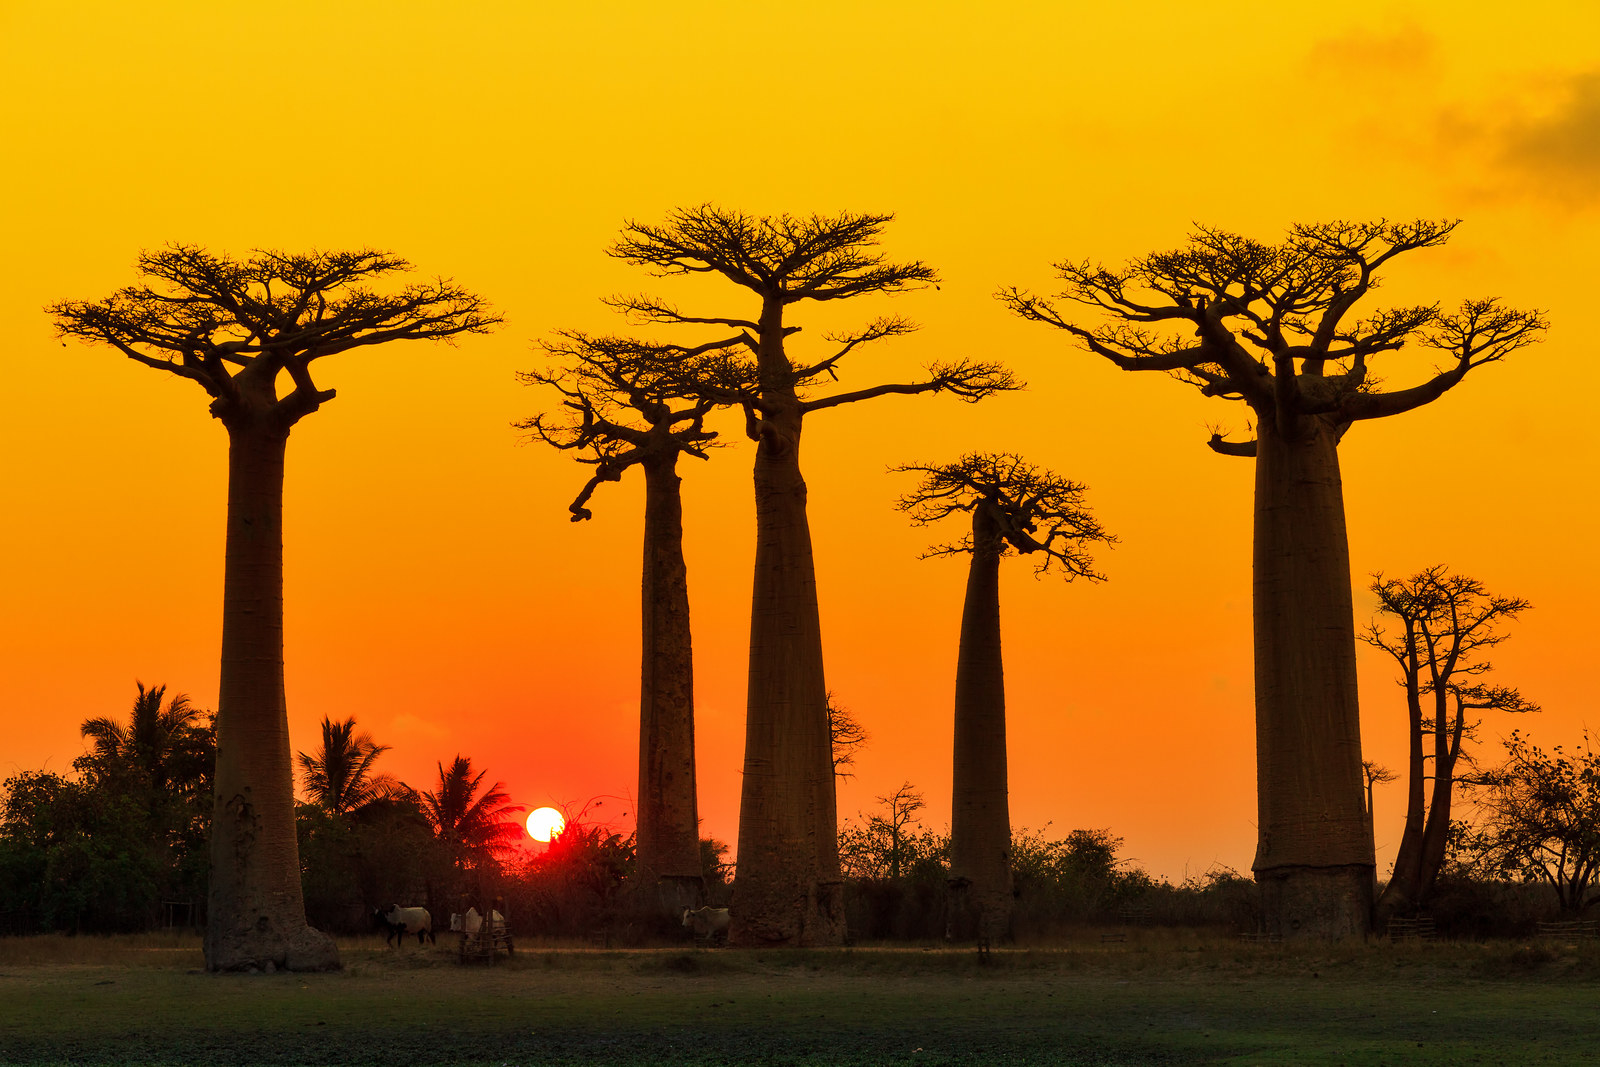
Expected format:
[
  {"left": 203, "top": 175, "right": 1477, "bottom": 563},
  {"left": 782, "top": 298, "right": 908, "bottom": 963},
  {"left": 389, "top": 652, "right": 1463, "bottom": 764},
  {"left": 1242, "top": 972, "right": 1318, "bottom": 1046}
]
[
  {"left": 895, "top": 453, "right": 1111, "bottom": 942},
  {"left": 1001, "top": 221, "right": 1546, "bottom": 938},
  {"left": 611, "top": 206, "right": 1016, "bottom": 945},
  {"left": 519, "top": 333, "right": 746, "bottom": 918},
  {"left": 50, "top": 246, "right": 497, "bottom": 970},
  {"left": 1362, "top": 568, "right": 1535, "bottom": 918}
]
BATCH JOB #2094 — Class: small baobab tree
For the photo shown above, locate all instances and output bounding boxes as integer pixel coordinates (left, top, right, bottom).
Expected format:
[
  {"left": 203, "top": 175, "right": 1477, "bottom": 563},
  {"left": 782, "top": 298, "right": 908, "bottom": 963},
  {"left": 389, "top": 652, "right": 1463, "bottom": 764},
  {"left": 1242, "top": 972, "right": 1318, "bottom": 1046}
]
[
  {"left": 518, "top": 331, "right": 751, "bottom": 917},
  {"left": 894, "top": 452, "right": 1113, "bottom": 941},
  {"left": 1001, "top": 220, "right": 1546, "bottom": 937},
  {"left": 610, "top": 206, "right": 1016, "bottom": 945},
  {"left": 1362, "top": 567, "right": 1536, "bottom": 917},
  {"left": 49, "top": 246, "right": 499, "bottom": 970}
]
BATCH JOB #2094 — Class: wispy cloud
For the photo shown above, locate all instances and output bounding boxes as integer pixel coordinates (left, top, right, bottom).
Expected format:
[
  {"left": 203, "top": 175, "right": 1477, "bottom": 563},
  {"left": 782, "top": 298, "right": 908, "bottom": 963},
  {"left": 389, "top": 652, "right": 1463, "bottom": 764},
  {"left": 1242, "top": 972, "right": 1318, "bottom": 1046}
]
[
  {"left": 1305, "top": 23, "right": 1438, "bottom": 80},
  {"left": 1488, "top": 71, "right": 1600, "bottom": 208}
]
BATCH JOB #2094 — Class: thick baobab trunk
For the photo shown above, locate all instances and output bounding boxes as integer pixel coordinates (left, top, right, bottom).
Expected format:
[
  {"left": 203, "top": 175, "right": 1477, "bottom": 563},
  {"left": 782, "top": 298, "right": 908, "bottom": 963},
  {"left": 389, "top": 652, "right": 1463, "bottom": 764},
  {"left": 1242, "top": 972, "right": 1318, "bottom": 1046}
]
[
  {"left": 948, "top": 506, "right": 1012, "bottom": 942},
  {"left": 730, "top": 397, "right": 844, "bottom": 947},
  {"left": 204, "top": 424, "right": 338, "bottom": 972},
  {"left": 634, "top": 452, "right": 704, "bottom": 917},
  {"left": 1251, "top": 416, "right": 1373, "bottom": 939}
]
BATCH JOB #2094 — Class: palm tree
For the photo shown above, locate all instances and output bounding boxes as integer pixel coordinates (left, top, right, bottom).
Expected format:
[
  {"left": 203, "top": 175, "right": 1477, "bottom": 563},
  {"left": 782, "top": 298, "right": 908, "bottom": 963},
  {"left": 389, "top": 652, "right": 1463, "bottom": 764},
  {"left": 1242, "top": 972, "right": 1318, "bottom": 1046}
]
[
  {"left": 295, "top": 716, "right": 405, "bottom": 819},
  {"left": 78, "top": 682, "right": 212, "bottom": 808},
  {"left": 419, "top": 756, "right": 526, "bottom": 871}
]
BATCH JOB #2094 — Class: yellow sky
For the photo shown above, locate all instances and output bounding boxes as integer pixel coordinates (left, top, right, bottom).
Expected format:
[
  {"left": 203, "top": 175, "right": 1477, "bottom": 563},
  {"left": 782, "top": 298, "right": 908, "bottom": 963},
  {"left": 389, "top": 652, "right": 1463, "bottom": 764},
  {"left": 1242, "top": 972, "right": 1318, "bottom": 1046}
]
[{"left": 2, "top": 1, "right": 1596, "bottom": 880}]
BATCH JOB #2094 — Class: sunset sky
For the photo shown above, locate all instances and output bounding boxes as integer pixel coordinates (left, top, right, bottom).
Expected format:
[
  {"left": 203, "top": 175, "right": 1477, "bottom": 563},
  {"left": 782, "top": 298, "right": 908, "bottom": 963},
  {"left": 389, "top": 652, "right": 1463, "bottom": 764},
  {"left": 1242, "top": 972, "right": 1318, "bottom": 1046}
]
[{"left": 3, "top": 1, "right": 1596, "bottom": 882}]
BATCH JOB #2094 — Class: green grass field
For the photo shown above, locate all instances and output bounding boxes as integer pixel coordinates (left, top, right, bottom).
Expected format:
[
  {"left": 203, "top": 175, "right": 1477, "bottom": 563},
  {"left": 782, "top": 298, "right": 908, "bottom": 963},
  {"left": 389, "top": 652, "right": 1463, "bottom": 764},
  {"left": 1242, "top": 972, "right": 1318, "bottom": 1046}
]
[{"left": 1, "top": 932, "right": 1596, "bottom": 1065}]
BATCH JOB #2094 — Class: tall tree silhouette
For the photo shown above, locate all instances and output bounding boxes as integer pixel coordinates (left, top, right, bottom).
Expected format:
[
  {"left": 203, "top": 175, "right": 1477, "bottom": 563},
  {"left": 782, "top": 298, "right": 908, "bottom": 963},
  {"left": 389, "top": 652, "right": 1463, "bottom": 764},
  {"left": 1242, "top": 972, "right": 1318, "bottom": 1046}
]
[
  {"left": 1001, "top": 220, "right": 1546, "bottom": 937},
  {"left": 295, "top": 716, "right": 405, "bottom": 820},
  {"left": 49, "top": 246, "right": 499, "bottom": 970},
  {"left": 894, "top": 453, "right": 1112, "bottom": 941},
  {"left": 610, "top": 206, "right": 1016, "bottom": 945},
  {"left": 519, "top": 331, "right": 750, "bottom": 916},
  {"left": 1362, "top": 567, "right": 1536, "bottom": 918},
  {"left": 419, "top": 756, "right": 526, "bottom": 872}
]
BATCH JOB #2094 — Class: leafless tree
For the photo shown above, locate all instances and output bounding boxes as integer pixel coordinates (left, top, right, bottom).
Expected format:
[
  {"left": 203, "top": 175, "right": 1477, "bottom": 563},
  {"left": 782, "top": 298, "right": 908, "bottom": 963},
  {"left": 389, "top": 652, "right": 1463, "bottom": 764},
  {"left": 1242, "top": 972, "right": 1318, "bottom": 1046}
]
[
  {"left": 895, "top": 453, "right": 1112, "bottom": 940},
  {"left": 1362, "top": 567, "right": 1537, "bottom": 917},
  {"left": 827, "top": 693, "right": 869, "bottom": 780},
  {"left": 611, "top": 206, "right": 1017, "bottom": 945},
  {"left": 519, "top": 332, "right": 752, "bottom": 918},
  {"left": 1000, "top": 220, "right": 1545, "bottom": 937},
  {"left": 49, "top": 246, "right": 498, "bottom": 970}
]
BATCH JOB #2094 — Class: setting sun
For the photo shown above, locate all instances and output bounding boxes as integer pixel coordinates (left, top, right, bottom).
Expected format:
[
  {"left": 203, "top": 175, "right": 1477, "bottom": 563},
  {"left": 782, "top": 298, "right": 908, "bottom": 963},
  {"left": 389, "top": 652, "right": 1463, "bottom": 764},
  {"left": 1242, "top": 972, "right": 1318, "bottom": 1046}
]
[{"left": 526, "top": 807, "right": 566, "bottom": 843}]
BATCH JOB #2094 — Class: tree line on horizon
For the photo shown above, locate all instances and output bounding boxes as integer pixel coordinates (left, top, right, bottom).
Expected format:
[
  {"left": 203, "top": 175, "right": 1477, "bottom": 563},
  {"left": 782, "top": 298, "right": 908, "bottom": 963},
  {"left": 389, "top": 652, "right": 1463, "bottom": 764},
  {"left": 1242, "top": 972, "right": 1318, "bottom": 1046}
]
[
  {"left": 33, "top": 206, "right": 1589, "bottom": 971},
  {"left": 0, "top": 690, "right": 533, "bottom": 936},
  {"left": 1, "top": 670, "right": 1591, "bottom": 940}
]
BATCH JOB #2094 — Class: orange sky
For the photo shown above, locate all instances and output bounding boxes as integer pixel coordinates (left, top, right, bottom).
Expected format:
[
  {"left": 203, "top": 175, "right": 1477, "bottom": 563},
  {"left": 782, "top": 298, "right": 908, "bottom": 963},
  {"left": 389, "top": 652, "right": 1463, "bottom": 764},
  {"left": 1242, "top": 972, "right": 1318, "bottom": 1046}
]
[{"left": 2, "top": 2, "right": 1596, "bottom": 882}]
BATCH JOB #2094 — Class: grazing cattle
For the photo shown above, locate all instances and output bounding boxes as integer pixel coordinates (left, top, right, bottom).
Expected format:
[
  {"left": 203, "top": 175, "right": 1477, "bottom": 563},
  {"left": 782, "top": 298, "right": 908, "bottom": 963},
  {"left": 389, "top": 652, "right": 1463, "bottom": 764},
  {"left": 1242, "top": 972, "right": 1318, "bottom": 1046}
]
[
  {"left": 375, "top": 904, "right": 434, "bottom": 946},
  {"left": 681, "top": 906, "right": 731, "bottom": 944},
  {"left": 449, "top": 908, "right": 505, "bottom": 936}
]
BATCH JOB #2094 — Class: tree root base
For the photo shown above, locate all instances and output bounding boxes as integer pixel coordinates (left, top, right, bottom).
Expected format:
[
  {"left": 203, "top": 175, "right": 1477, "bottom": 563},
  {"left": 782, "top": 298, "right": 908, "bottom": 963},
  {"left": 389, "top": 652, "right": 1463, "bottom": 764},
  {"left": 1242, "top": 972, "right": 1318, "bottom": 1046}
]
[{"left": 1255, "top": 863, "right": 1373, "bottom": 940}]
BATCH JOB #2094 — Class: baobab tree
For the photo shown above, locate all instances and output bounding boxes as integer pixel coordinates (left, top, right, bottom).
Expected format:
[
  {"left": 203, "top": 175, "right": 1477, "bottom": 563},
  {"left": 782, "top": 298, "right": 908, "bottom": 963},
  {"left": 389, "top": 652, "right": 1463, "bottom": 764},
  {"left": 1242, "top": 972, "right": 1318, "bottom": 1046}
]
[
  {"left": 519, "top": 331, "right": 751, "bottom": 916},
  {"left": 1000, "top": 220, "right": 1546, "bottom": 937},
  {"left": 611, "top": 206, "right": 1016, "bottom": 945},
  {"left": 894, "top": 452, "right": 1112, "bottom": 941},
  {"left": 1362, "top": 567, "right": 1536, "bottom": 918},
  {"left": 49, "top": 246, "right": 498, "bottom": 970}
]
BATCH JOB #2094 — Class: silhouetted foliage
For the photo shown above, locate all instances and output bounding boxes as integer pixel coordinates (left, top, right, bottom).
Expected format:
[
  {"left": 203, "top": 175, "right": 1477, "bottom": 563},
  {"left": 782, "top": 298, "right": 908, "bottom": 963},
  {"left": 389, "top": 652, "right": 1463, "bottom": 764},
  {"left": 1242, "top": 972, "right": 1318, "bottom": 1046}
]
[
  {"left": 296, "top": 715, "right": 406, "bottom": 820},
  {"left": 518, "top": 331, "right": 749, "bottom": 520},
  {"left": 699, "top": 836, "right": 734, "bottom": 898},
  {"left": 297, "top": 795, "right": 444, "bottom": 936},
  {"left": 894, "top": 453, "right": 1113, "bottom": 577},
  {"left": 1011, "top": 828, "right": 1153, "bottom": 933},
  {"left": 828, "top": 693, "right": 869, "bottom": 780},
  {"left": 504, "top": 819, "right": 636, "bottom": 938},
  {"left": 1456, "top": 731, "right": 1600, "bottom": 915},
  {"left": 420, "top": 756, "right": 526, "bottom": 874},
  {"left": 0, "top": 771, "right": 161, "bottom": 933}
]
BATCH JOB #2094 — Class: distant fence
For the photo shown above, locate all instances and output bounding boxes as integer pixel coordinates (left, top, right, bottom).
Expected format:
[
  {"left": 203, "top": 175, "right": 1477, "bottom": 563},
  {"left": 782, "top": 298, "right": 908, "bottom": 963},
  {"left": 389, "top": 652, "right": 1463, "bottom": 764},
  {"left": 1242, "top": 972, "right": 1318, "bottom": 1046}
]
[
  {"left": 1535, "top": 919, "right": 1597, "bottom": 943},
  {"left": 1386, "top": 916, "right": 1436, "bottom": 942}
]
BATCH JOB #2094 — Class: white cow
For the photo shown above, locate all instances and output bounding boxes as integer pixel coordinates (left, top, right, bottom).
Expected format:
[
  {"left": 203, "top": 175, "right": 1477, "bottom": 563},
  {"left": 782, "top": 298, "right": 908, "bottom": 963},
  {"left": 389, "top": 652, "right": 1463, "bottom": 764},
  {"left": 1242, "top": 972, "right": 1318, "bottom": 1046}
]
[
  {"left": 681, "top": 906, "right": 731, "bottom": 944},
  {"left": 449, "top": 907, "right": 506, "bottom": 936},
  {"left": 377, "top": 905, "right": 434, "bottom": 946}
]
